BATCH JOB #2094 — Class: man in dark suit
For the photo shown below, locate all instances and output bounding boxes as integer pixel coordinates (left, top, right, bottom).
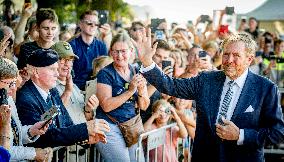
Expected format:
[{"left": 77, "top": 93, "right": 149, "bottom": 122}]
[
  {"left": 135, "top": 32, "right": 284, "bottom": 162},
  {"left": 16, "top": 49, "right": 110, "bottom": 148}
]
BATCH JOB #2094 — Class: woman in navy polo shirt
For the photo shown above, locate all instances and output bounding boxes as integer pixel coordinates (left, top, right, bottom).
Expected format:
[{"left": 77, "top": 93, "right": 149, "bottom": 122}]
[{"left": 95, "top": 31, "right": 150, "bottom": 162}]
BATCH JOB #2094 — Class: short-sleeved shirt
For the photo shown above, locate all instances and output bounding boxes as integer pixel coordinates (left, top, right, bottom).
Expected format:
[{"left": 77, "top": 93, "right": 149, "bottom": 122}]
[
  {"left": 96, "top": 63, "right": 138, "bottom": 123},
  {"left": 69, "top": 36, "right": 108, "bottom": 90},
  {"left": 17, "top": 41, "right": 45, "bottom": 69},
  {"left": 55, "top": 80, "right": 87, "bottom": 125}
]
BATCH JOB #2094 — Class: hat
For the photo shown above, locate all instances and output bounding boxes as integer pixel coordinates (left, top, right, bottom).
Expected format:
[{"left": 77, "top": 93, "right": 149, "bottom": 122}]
[
  {"left": 218, "top": 25, "right": 229, "bottom": 34},
  {"left": 27, "top": 49, "right": 59, "bottom": 67},
  {"left": 51, "top": 41, "right": 79, "bottom": 59}
]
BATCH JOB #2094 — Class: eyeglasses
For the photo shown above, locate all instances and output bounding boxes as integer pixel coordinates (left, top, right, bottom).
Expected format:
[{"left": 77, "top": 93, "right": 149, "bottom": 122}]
[
  {"left": 111, "top": 49, "right": 129, "bottom": 55},
  {"left": 0, "top": 80, "right": 16, "bottom": 88},
  {"left": 132, "top": 27, "right": 144, "bottom": 32},
  {"left": 81, "top": 20, "right": 99, "bottom": 27},
  {"left": 59, "top": 58, "right": 74, "bottom": 64}
]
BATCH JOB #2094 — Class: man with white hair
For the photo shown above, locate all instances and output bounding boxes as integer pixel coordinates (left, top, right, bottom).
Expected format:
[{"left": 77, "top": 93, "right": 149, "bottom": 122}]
[{"left": 16, "top": 49, "right": 110, "bottom": 149}]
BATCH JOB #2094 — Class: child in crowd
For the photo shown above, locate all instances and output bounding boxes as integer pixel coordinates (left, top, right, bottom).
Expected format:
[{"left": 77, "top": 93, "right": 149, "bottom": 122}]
[
  {"left": 144, "top": 99, "right": 188, "bottom": 162},
  {"left": 85, "top": 56, "right": 113, "bottom": 102}
]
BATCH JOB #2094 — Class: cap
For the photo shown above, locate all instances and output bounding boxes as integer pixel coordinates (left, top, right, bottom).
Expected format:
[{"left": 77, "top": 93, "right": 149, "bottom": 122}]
[
  {"left": 27, "top": 49, "right": 59, "bottom": 67},
  {"left": 51, "top": 41, "right": 79, "bottom": 59}
]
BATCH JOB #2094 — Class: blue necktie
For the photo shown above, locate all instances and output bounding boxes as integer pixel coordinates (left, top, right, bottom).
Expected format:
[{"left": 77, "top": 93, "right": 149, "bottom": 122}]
[
  {"left": 217, "top": 80, "right": 235, "bottom": 125},
  {"left": 45, "top": 94, "right": 59, "bottom": 127}
]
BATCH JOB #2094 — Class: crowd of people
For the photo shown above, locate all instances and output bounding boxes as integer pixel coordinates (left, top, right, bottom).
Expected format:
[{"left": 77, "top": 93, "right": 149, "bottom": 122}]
[{"left": 0, "top": 3, "right": 284, "bottom": 162}]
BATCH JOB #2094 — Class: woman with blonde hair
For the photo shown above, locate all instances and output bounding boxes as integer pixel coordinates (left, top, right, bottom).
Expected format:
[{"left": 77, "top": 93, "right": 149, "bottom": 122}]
[{"left": 95, "top": 32, "right": 150, "bottom": 162}]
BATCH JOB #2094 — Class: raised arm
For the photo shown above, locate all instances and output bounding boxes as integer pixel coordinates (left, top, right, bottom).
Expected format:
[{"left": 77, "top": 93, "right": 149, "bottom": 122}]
[
  {"left": 133, "top": 28, "right": 199, "bottom": 100},
  {"left": 14, "top": 6, "right": 33, "bottom": 45}
]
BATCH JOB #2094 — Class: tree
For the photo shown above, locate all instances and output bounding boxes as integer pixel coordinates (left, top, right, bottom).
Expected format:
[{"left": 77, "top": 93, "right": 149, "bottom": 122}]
[{"left": 36, "top": 0, "right": 134, "bottom": 24}]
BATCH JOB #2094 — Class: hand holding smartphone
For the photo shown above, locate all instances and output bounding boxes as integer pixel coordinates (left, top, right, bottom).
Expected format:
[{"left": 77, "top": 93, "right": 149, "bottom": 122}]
[
  {"left": 162, "top": 60, "right": 172, "bottom": 70},
  {"left": 40, "top": 106, "right": 59, "bottom": 129}
]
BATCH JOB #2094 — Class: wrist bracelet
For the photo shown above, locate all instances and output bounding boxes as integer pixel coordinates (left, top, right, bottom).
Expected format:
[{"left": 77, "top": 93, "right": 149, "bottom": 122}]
[{"left": 138, "top": 94, "right": 143, "bottom": 97}]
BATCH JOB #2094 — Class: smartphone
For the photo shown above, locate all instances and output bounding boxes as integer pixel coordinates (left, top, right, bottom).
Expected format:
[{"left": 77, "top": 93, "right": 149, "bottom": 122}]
[
  {"left": 40, "top": 114, "right": 55, "bottom": 129},
  {"left": 225, "top": 6, "right": 234, "bottom": 15},
  {"left": 187, "top": 20, "right": 193, "bottom": 26},
  {"left": 97, "top": 10, "right": 109, "bottom": 27},
  {"left": 155, "top": 30, "right": 165, "bottom": 40},
  {"left": 41, "top": 106, "right": 59, "bottom": 121},
  {"left": 136, "top": 61, "right": 142, "bottom": 67},
  {"left": 200, "top": 15, "right": 210, "bottom": 23},
  {"left": 24, "top": 0, "right": 32, "bottom": 9},
  {"left": 162, "top": 60, "right": 172, "bottom": 69},
  {"left": 151, "top": 18, "right": 166, "bottom": 33},
  {"left": 0, "top": 88, "right": 8, "bottom": 105},
  {"left": 199, "top": 51, "right": 208, "bottom": 58},
  {"left": 40, "top": 106, "right": 59, "bottom": 129}
]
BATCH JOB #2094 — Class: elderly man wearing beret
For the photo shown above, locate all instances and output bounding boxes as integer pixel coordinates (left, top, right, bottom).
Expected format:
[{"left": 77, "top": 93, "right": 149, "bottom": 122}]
[{"left": 16, "top": 49, "right": 110, "bottom": 149}]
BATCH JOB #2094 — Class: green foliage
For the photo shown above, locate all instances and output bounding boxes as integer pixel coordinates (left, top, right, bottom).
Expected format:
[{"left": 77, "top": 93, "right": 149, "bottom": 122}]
[{"left": 37, "top": 0, "right": 134, "bottom": 24}]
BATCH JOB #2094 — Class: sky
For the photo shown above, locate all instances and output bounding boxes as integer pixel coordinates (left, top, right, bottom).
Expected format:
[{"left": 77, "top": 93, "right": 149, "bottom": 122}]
[{"left": 124, "top": 0, "right": 267, "bottom": 24}]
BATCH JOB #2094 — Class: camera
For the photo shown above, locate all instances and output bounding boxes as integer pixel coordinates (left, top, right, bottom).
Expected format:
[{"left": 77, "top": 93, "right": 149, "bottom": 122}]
[
  {"left": 225, "top": 6, "right": 234, "bottom": 15},
  {"left": 0, "top": 88, "right": 8, "bottom": 105},
  {"left": 97, "top": 10, "right": 109, "bottom": 27},
  {"left": 164, "top": 107, "right": 171, "bottom": 114}
]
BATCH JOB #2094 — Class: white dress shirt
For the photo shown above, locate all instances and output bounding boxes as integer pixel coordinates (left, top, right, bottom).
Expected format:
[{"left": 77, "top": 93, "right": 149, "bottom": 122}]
[
  {"left": 140, "top": 62, "right": 248, "bottom": 144},
  {"left": 217, "top": 69, "right": 248, "bottom": 145},
  {"left": 32, "top": 81, "right": 49, "bottom": 102}
]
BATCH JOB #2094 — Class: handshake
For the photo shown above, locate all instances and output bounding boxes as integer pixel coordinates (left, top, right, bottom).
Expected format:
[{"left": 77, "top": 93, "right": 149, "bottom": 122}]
[{"left": 86, "top": 119, "right": 110, "bottom": 144}]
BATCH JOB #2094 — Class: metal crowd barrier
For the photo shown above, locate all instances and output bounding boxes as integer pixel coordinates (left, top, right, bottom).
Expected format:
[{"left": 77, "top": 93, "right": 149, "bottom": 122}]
[
  {"left": 136, "top": 123, "right": 191, "bottom": 162},
  {"left": 53, "top": 123, "right": 192, "bottom": 162},
  {"left": 53, "top": 144, "right": 104, "bottom": 162}
]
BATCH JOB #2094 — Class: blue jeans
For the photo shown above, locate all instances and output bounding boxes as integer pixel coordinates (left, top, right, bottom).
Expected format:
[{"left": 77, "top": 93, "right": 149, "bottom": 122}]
[{"left": 95, "top": 122, "right": 139, "bottom": 162}]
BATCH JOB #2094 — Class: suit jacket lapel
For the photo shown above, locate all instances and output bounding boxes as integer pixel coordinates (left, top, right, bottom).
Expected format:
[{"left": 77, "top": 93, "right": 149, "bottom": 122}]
[
  {"left": 26, "top": 80, "right": 50, "bottom": 112},
  {"left": 231, "top": 71, "right": 257, "bottom": 122},
  {"left": 209, "top": 71, "right": 226, "bottom": 129}
]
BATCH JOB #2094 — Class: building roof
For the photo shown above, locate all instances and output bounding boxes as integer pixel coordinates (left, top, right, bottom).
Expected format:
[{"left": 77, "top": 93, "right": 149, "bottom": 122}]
[{"left": 245, "top": 0, "right": 284, "bottom": 21}]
